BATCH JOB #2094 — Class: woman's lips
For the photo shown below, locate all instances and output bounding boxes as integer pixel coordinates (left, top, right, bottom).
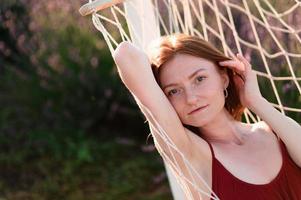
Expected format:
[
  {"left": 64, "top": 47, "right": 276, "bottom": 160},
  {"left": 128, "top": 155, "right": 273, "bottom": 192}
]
[{"left": 188, "top": 105, "right": 208, "bottom": 115}]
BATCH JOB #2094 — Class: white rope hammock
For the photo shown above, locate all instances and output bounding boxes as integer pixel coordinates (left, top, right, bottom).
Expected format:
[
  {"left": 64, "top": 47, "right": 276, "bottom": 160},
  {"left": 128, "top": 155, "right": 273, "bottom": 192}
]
[{"left": 79, "top": 0, "right": 301, "bottom": 199}]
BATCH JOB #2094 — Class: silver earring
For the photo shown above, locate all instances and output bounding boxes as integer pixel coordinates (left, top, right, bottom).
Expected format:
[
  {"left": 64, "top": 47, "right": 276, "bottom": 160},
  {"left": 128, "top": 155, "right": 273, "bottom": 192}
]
[{"left": 224, "top": 88, "right": 228, "bottom": 98}]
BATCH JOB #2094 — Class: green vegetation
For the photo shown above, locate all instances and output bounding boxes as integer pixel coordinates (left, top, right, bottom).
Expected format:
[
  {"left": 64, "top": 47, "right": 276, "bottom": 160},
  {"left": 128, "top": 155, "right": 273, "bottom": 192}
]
[
  {"left": 0, "top": 134, "right": 172, "bottom": 199},
  {"left": 0, "top": 1, "right": 172, "bottom": 199}
]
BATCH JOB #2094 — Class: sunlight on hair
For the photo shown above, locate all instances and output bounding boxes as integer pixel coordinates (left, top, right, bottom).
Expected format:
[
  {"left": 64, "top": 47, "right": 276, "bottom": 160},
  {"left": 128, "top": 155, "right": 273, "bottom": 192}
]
[
  {"left": 146, "top": 37, "right": 163, "bottom": 66},
  {"left": 169, "top": 35, "right": 177, "bottom": 47}
]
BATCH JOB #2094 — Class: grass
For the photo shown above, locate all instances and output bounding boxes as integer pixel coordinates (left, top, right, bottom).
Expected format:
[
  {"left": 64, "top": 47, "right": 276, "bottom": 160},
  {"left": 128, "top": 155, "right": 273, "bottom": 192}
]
[{"left": 0, "top": 135, "right": 173, "bottom": 200}]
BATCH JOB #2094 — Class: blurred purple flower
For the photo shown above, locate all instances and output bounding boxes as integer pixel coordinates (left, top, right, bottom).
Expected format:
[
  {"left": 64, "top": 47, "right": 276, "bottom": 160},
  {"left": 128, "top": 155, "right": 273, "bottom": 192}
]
[
  {"left": 152, "top": 172, "right": 166, "bottom": 184},
  {"left": 282, "top": 82, "right": 294, "bottom": 94},
  {"left": 115, "top": 137, "right": 135, "bottom": 146},
  {"left": 90, "top": 56, "right": 99, "bottom": 68},
  {"left": 141, "top": 144, "right": 156, "bottom": 152}
]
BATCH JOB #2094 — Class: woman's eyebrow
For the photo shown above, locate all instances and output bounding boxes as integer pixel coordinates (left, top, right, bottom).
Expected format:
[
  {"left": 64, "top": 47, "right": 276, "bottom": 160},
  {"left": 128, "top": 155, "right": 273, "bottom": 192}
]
[
  {"left": 162, "top": 68, "right": 206, "bottom": 90},
  {"left": 188, "top": 68, "right": 206, "bottom": 79}
]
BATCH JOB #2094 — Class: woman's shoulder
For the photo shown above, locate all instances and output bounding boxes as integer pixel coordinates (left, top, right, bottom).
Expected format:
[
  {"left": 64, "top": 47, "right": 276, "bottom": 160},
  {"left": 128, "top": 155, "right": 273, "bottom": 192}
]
[
  {"left": 252, "top": 120, "right": 272, "bottom": 132},
  {"left": 249, "top": 121, "right": 280, "bottom": 147}
]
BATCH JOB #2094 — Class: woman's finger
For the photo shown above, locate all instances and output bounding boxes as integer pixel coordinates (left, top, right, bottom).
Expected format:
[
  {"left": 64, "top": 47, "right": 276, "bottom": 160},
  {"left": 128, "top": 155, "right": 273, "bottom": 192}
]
[
  {"left": 219, "top": 60, "right": 246, "bottom": 80},
  {"left": 236, "top": 54, "right": 252, "bottom": 72},
  {"left": 235, "top": 72, "right": 245, "bottom": 82},
  {"left": 219, "top": 60, "right": 244, "bottom": 70}
]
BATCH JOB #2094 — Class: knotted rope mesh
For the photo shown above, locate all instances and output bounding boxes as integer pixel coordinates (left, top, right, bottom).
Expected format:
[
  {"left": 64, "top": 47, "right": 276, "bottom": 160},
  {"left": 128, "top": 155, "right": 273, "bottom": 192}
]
[{"left": 84, "top": 0, "right": 301, "bottom": 199}]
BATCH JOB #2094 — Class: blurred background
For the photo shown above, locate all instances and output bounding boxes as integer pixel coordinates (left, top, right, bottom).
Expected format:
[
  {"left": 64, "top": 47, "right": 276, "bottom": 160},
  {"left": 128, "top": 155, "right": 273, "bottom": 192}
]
[
  {"left": 0, "top": 0, "right": 300, "bottom": 199},
  {"left": 0, "top": 0, "right": 169, "bottom": 199}
]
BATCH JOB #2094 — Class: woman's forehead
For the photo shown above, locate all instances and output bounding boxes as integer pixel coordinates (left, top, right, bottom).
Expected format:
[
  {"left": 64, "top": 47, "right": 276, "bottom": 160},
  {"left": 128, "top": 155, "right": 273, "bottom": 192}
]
[{"left": 159, "top": 54, "right": 217, "bottom": 81}]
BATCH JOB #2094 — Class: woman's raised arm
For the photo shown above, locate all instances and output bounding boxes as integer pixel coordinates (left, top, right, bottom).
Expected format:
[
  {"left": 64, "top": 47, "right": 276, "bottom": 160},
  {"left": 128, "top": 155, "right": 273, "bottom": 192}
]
[{"left": 112, "top": 41, "right": 196, "bottom": 159}]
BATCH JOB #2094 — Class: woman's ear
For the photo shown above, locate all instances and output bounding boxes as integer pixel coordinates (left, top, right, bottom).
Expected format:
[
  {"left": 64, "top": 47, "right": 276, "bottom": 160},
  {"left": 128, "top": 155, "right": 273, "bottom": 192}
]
[{"left": 220, "top": 69, "right": 230, "bottom": 89}]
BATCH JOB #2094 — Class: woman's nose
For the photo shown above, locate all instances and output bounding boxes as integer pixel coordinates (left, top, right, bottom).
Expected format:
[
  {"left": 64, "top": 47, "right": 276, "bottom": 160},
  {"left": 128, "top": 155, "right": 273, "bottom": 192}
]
[{"left": 185, "top": 90, "right": 198, "bottom": 105}]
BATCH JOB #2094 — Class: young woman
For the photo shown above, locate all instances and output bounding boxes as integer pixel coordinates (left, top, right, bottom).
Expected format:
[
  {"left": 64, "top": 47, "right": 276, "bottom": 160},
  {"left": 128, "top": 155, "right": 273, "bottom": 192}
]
[{"left": 112, "top": 33, "right": 301, "bottom": 200}]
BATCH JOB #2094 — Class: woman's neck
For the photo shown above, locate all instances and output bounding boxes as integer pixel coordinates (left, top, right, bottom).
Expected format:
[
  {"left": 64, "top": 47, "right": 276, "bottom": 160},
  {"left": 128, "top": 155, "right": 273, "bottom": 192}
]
[{"left": 198, "top": 109, "right": 248, "bottom": 145}]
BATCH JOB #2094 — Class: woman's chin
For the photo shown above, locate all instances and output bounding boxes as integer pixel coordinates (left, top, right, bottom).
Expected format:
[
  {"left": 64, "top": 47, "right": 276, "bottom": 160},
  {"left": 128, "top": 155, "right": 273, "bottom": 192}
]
[{"left": 185, "top": 118, "right": 211, "bottom": 128}]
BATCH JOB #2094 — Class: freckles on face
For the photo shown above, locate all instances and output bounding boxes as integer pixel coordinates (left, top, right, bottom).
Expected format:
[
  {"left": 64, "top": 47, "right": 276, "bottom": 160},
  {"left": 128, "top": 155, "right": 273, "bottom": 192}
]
[{"left": 159, "top": 54, "right": 227, "bottom": 126}]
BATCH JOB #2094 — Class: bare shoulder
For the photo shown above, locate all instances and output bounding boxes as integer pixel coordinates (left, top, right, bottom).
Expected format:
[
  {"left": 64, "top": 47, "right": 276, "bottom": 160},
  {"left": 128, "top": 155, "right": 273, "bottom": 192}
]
[
  {"left": 253, "top": 121, "right": 272, "bottom": 132},
  {"left": 252, "top": 121, "right": 279, "bottom": 142}
]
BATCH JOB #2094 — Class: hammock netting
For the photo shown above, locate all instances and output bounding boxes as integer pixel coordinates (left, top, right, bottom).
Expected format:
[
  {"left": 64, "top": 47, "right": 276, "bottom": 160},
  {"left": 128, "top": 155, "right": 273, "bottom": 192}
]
[{"left": 80, "top": 0, "right": 301, "bottom": 199}]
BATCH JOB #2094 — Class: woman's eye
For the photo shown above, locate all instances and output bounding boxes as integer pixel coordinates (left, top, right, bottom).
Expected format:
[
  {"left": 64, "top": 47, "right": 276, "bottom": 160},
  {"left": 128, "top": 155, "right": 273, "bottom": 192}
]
[
  {"left": 167, "top": 89, "right": 178, "bottom": 96},
  {"left": 196, "top": 76, "right": 205, "bottom": 83}
]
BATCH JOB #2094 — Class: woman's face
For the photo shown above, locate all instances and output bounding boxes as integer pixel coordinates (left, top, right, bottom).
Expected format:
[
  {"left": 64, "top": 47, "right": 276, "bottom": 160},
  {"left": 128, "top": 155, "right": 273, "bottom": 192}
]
[{"left": 159, "top": 53, "right": 229, "bottom": 127}]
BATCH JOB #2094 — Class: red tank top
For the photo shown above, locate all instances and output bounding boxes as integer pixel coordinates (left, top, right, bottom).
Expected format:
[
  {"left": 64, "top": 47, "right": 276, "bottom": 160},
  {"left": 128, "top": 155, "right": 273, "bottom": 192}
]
[{"left": 206, "top": 136, "right": 301, "bottom": 200}]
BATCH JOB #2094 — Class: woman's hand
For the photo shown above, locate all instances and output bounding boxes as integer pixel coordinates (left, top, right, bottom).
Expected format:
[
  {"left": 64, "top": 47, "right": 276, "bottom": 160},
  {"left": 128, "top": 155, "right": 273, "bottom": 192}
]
[{"left": 219, "top": 54, "right": 263, "bottom": 110}]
